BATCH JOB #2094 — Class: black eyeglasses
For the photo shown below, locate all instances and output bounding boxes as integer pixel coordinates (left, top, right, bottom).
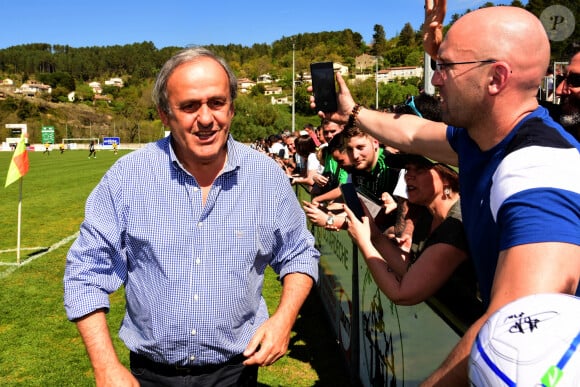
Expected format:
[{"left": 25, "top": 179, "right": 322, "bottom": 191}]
[
  {"left": 430, "top": 58, "right": 497, "bottom": 72},
  {"left": 564, "top": 72, "right": 580, "bottom": 88}
]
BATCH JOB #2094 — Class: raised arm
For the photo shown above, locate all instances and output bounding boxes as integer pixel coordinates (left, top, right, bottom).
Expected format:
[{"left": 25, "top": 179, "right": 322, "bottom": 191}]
[
  {"left": 423, "top": 0, "right": 447, "bottom": 59},
  {"left": 311, "top": 73, "right": 456, "bottom": 166},
  {"left": 342, "top": 204, "right": 467, "bottom": 305}
]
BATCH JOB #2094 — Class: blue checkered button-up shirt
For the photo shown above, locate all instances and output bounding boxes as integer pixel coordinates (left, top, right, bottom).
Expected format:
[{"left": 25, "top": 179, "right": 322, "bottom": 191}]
[{"left": 64, "top": 135, "right": 319, "bottom": 366}]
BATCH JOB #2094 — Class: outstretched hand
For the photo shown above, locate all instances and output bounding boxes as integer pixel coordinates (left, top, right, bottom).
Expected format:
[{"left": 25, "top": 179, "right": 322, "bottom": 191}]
[{"left": 424, "top": 0, "right": 446, "bottom": 59}]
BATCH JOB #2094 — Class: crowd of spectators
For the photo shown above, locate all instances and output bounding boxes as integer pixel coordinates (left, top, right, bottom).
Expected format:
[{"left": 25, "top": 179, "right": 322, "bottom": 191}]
[{"left": 251, "top": 54, "right": 580, "bottom": 311}]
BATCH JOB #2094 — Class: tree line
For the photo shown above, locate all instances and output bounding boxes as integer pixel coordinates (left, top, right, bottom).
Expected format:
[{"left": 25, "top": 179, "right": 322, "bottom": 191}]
[{"left": 0, "top": 0, "right": 576, "bottom": 144}]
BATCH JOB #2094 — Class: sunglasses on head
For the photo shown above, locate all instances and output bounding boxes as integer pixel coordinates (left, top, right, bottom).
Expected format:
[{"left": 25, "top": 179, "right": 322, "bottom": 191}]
[
  {"left": 405, "top": 96, "right": 423, "bottom": 118},
  {"left": 565, "top": 72, "right": 580, "bottom": 88}
]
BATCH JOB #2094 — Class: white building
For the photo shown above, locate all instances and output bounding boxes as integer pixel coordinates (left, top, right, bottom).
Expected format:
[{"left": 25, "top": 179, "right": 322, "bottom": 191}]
[
  {"left": 237, "top": 78, "right": 256, "bottom": 93},
  {"left": 257, "top": 74, "right": 273, "bottom": 84},
  {"left": 377, "top": 66, "right": 423, "bottom": 83},
  {"left": 89, "top": 81, "right": 102, "bottom": 94},
  {"left": 104, "top": 77, "right": 124, "bottom": 87},
  {"left": 15, "top": 81, "right": 52, "bottom": 96},
  {"left": 264, "top": 86, "right": 282, "bottom": 96}
]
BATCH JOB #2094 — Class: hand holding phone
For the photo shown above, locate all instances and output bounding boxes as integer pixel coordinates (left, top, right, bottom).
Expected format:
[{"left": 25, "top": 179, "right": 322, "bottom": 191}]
[
  {"left": 310, "top": 62, "right": 338, "bottom": 113},
  {"left": 340, "top": 183, "right": 365, "bottom": 221}
]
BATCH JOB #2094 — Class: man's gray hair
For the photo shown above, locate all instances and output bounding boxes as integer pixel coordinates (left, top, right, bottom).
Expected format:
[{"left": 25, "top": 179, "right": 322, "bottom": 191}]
[{"left": 152, "top": 47, "right": 238, "bottom": 115}]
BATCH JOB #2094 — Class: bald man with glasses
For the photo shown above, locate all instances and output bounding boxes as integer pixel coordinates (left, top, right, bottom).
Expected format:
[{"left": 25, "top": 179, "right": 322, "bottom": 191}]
[{"left": 312, "top": 1, "right": 580, "bottom": 385}]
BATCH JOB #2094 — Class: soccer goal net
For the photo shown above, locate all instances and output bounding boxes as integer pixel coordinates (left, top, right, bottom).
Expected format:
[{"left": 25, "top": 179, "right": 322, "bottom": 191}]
[{"left": 62, "top": 138, "right": 100, "bottom": 150}]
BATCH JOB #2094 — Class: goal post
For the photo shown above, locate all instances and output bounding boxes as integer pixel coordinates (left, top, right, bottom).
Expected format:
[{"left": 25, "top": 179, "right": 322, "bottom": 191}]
[{"left": 62, "top": 138, "right": 100, "bottom": 150}]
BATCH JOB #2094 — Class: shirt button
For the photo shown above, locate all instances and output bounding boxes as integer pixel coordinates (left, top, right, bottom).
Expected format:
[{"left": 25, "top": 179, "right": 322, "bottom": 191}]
[
  {"left": 191, "top": 329, "right": 197, "bottom": 335},
  {"left": 193, "top": 294, "right": 199, "bottom": 301},
  {"left": 197, "top": 222, "right": 203, "bottom": 228},
  {"left": 190, "top": 355, "right": 196, "bottom": 361},
  {"left": 195, "top": 258, "right": 201, "bottom": 264}
]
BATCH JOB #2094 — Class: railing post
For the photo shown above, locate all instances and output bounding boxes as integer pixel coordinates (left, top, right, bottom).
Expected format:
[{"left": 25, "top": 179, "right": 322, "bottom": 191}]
[{"left": 350, "top": 243, "right": 361, "bottom": 385}]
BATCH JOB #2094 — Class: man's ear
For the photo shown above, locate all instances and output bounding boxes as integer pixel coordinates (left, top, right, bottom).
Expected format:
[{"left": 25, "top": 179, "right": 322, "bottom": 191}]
[
  {"left": 158, "top": 108, "right": 169, "bottom": 127},
  {"left": 488, "top": 62, "right": 511, "bottom": 95}
]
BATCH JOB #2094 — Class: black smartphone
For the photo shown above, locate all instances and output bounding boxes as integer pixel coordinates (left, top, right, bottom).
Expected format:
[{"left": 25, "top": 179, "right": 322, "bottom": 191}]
[
  {"left": 310, "top": 62, "right": 338, "bottom": 113},
  {"left": 340, "top": 183, "right": 365, "bottom": 221}
]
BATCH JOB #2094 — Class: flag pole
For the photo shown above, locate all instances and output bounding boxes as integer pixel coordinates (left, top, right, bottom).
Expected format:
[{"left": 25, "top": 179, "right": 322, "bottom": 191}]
[
  {"left": 17, "top": 177, "right": 23, "bottom": 265},
  {"left": 5, "top": 132, "right": 30, "bottom": 264}
]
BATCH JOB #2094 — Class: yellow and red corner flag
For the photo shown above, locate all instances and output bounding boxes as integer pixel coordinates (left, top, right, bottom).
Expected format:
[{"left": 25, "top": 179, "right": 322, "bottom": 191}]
[{"left": 5, "top": 134, "right": 29, "bottom": 188}]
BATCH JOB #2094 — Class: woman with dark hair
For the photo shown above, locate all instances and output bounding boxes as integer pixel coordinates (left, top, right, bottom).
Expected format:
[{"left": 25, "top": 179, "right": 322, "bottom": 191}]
[
  {"left": 343, "top": 153, "right": 469, "bottom": 306},
  {"left": 290, "top": 134, "right": 321, "bottom": 189}
]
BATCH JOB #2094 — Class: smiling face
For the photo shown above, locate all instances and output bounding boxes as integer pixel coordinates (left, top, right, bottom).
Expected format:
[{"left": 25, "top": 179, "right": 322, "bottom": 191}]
[
  {"left": 345, "top": 134, "right": 378, "bottom": 172},
  {"left": 159, "top": 57, "right": 234, "bottom": 171}
]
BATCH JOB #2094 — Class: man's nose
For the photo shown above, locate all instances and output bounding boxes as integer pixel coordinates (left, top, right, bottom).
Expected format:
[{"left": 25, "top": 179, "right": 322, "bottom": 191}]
[{"left": 556, "top": 79, "right": 569, "bottom": 96}]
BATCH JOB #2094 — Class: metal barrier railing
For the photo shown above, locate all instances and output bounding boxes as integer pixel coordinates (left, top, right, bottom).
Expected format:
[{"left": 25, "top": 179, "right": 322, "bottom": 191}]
[{"left": 295, "top": 183, "right": 483, "bottom": 386}]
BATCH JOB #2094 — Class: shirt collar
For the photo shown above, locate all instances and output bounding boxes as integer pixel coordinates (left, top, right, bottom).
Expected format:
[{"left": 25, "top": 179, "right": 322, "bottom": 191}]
[
  {"left": 167, "top": 134, "right": 240, "bottom": 175},
  {"left": 370, "top": 147, "right": 384, "bottom": 173}
]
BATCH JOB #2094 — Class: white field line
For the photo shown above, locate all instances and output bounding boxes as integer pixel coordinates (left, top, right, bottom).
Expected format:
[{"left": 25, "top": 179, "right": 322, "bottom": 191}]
[{"left": 0, "top": 232, "right": 79, "bottom": 279}]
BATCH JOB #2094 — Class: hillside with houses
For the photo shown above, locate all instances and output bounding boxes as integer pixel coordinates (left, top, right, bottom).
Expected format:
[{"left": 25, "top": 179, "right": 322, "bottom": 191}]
[{"left": 0, "top": 0, "right": 575, "bottom": 145}]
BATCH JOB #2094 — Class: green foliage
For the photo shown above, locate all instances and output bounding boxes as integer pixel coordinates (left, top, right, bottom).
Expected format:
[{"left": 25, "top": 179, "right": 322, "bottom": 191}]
[
  {"left": 50, "top": 86, "right": 70, "bottom": 102},
  {"left": 294, "top": 84, "right": 312, "bottom": 115},
  {"left": 379, "top": 81, "right": 421, "bottom": 109},
  {"left": 371, "top": 24, "right": 388, "bottom": 57},
  {"left": 74, "top": 83, "right": 94, "bottom": 101},
  {"left": 398, "top": 23, "right": 417, "bottom": 48},
  {"left": 102, "top": 85, "right": 121, "bottom": 97},
  {"left": 37, "top": 71, "right": 76, "bottom": 91},
  {"left": 0, "top": 96, "right": 18, "bottom": 113},
  {"left": 231, "top": 95, "right": 280, "bottom": 141},
  {"left": 1, "top": 6, "right": 574, "bottom": 145},
  {"left": 349, "top": 78, "right": 420, "bottom": 110},
  {"left": 16, "top": 99, "right": 41, "bottom": 120},
  {"left": 249, "top": 83, "right": 266, "bottom": 97},
  {"left": 525, "top": 0, "right": 579, "bottom": 60}
]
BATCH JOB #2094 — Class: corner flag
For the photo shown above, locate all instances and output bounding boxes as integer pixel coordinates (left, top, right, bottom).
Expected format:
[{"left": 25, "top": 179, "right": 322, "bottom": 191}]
[{"left": 5, "top": 134, "right": 29, "bottom": 188}]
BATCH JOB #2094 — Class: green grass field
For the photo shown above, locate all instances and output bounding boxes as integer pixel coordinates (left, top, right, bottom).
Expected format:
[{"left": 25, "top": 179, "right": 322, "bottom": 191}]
[{"left": 0, "top": 148, "right": 349, "bottom": 386}]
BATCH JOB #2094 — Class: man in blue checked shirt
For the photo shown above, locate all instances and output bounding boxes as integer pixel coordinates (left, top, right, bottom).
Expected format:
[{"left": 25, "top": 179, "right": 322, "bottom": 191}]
[{"left": 64, "top": 47, "right": 319, "bottom": 387}]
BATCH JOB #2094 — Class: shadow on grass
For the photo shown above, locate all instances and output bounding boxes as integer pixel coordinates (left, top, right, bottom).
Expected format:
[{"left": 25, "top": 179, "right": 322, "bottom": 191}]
[{"left": 283, "top": 288, "right": 356, "bottom": 387}]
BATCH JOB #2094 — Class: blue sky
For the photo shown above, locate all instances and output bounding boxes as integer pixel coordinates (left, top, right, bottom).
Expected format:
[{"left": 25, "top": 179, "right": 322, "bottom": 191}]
[{"left": 1, "top": 0, "right": 524, "bottom": 49}]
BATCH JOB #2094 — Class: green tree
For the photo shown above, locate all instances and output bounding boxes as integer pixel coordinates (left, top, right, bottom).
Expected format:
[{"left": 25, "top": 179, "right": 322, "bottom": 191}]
[
  {"left": 526, "top": 0, "right": 579, "bottom": 60},
  {"left": 250, "top": 83, "right": 266, "bottom": 97},
  {"left": 398, "top": 23, "right": 416, "bottom": 48},
  {"left": 294, "top": 84, "right": 312, "bottom": 115},
  {"left": 51, "top": 86, "right": 71, "bottom": 102},
  {"left": 74, "top": 84, "right": 94, "bottom": 102},
  {"left": 405, "top": 51, "right": 424, "bottom": 67},
  {"left": 371, "top": 24, "right": 388, "bottom": 57},
  {"left": 378, "top": 82, "right": 420, "bottom": 109}
]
